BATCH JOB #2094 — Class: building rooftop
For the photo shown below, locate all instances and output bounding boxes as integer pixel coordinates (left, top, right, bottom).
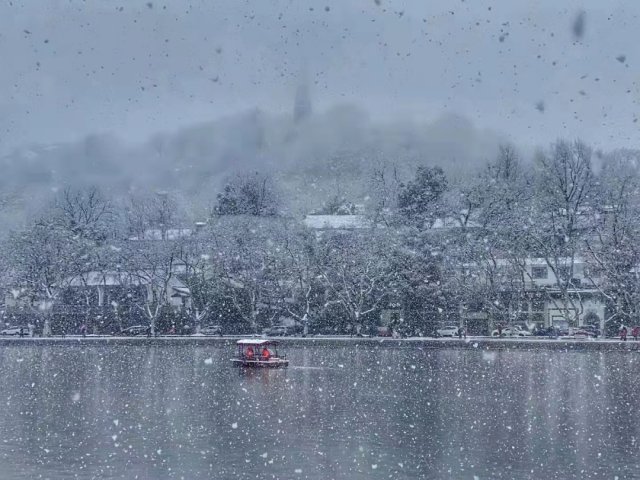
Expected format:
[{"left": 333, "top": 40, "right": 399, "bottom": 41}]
[{"left": 303, "top": 214, "right": 371, "bottom": 230}]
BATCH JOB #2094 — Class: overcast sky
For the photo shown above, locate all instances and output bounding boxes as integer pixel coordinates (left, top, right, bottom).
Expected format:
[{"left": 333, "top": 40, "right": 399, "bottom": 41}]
[{"left": 0, "top": 0, "right": 638, "bottom": 154}]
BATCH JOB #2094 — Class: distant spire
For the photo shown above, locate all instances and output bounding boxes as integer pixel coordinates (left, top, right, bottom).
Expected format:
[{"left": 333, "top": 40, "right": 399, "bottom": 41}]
[{"left": 293, "top": 82, "right": 312, "bottom": 123}]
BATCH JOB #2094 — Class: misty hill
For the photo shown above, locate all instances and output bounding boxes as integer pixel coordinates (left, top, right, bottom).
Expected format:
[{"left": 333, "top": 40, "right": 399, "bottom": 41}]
[{"left": 0, "top": 105, "right": 505, "bottom": 223}]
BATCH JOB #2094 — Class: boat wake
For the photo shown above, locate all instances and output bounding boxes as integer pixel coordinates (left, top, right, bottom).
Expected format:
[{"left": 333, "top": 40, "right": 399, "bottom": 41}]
[{"left": 289, "top": 366, "right": 329, "bottom": 370}]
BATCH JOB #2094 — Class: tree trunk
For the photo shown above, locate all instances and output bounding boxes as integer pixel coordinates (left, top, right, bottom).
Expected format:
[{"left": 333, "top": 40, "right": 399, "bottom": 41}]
[
  {"left": 41, "top": 299, "right": 54, "bottom": 337},
  {"left": 194, "top": 308, "right": 203, "bottom": 334},
  {"left": 251, "top": 309, "right": 258, "bottom": 334},
  {"left": 42, "top": 314, "right": 52, "bottom": 337}
]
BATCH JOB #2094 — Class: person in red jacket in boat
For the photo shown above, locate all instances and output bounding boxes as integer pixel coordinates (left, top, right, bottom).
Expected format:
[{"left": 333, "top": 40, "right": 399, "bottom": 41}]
[
  {"left": 261, "top": 346, "right": 271, "bottom": 361},
  {"left": 245, "top": 346, "right": 255, "bottom": 359}
]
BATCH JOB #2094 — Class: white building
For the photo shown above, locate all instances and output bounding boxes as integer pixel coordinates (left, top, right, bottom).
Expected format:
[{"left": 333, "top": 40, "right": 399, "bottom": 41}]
[{"left": 460, "top": 256, "right": 606, "bottom": 333}]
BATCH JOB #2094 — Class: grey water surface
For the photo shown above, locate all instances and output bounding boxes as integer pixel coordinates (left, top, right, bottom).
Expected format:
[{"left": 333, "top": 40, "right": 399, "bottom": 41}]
[{"left": 0, "top": 343, "right": 638, "bottom": 479}]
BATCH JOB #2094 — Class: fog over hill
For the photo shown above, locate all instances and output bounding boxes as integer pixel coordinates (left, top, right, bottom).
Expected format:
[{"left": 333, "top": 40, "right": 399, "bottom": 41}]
[
  {"left": 2, "top": 0, "right": 638, "bottom": 230},
  {"left": 0, "top": 104, "right": 507, "bottom": 227}
]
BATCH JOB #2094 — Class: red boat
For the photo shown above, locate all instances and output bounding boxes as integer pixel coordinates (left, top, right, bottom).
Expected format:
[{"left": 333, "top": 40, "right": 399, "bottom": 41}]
[{"left": 231, "top": 339, "right": 289, "bottom": 368}]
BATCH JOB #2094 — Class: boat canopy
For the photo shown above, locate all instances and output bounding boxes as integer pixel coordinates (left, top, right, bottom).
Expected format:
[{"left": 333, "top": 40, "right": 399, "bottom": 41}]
[{"left": 236, "top": 339, "right": 279, "bottom": 346}]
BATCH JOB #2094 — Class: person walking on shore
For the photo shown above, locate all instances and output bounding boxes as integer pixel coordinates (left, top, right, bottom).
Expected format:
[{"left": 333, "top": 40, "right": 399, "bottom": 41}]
[
  {"left": 633, "top": 326, "right": 640, "bottom": 341},
  {"left": 620, "top": 326, "right": 628, "bottom": 341}
]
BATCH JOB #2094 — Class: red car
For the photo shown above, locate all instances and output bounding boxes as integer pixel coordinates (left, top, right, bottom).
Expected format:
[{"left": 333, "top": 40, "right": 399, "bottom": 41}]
[{"left": 377, "top": 326, "right": 393, "bottom": 337}]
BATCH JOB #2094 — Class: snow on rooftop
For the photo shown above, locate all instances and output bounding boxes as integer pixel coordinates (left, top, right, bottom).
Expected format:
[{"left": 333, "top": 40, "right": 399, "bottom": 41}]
[
  {"left": 431, "top": 216, "right": 482, "bottom": 229},
  {"left": 129, "top": 228, "right": 193, "bottom": 241},
  {"left": 171, "top": 286, "right": 190, "bottom": 296},
  {"left": 66, "top": 271, "right": 189, "bottom": 290},
  {"left": 66, "top": 271, "right": 143, "bottom": 287},
  {"left": 303, "top": 215, "right": 370, "bottom": 230}
]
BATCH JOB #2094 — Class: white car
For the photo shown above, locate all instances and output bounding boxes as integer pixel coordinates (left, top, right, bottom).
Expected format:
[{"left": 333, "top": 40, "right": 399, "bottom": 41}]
[
  {"left": 436, "top": 326, "right": 460, "bottom": 337},
  {"left": 119, "top": 325, "right": 149, "bottom": 336},
  {"left": 200, "top": 325, "right": 223, "bottom": 336},
  {"left": 491, "top": 326, "right": 532, "bottom": 337},
  {"left": 263, "top": 325, "right": 289, "bottom": 336},
  {"left": 1, "top": 325, "right": 31, "bottom": 336}
]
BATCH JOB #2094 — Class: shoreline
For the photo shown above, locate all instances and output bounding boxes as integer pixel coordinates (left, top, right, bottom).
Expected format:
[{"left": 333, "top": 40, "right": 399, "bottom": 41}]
[{"left": 2, "top": 335, "right": 640, "bottom": 351}]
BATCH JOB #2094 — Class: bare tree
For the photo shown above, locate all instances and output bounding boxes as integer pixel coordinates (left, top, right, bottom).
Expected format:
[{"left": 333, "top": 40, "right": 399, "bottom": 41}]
[
  {"left": 214, "top": 172, "right": 281, "bottom": 216},
  {"left": 8, "top": 222, "right": 78, "bottom": 335},
  {"left": 122, "top": 240, "right": 180, "bottom": 335},
  {"left": 53, "top": 186, "right": 115, "bottom": 241},
  {"left": 209, "top": 216, "right": 282, "bottom": 333},
  {"left": 526, "top": 140, "right": 595, "bottom": 326},
  {"left": 318, "top": 230, "right": 395, "bottom": 335},
  {"left": 125, "top": 191, "right": 180, "bottom": 241},
  {"left": 451, "top": 144, "right": 533, "bottom": 331},
  {"left": 584, "top": 150, "right": 640, "bottom": 333},
  {"left": 276, "top": 222, "right": 326, "bottom": 335},
  {"left": 45, "top": 187, "right": 121, "bottom": 327},
  {"left": 119, "top": 190, "right": 186, "bottom": 334},
  {"left": 367, "top": 160, "right": 402, "bottom": 226},
  {"left": 176, "top": 230, "right": 221, "bottom": 332}
]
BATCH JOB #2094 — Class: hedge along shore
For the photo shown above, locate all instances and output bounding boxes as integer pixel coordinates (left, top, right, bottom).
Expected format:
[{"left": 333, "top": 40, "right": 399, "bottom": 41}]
[{"left": 2, "top": 336, "right": 640, "bottom": 351}]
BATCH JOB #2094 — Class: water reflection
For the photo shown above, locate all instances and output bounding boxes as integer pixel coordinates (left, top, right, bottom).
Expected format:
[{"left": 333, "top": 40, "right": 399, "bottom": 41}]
[{"left": 0, "top": 344, "right": 639, "bottom": 479}]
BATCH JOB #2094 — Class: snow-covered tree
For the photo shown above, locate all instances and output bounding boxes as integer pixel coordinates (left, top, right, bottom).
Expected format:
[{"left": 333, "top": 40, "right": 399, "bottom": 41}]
[
  {"left": 214, "top": 172, "right": 280, "bottom": 216},
  {"left": 209, "top": 216, "right": 283, "bottom": 333},
  {"left": 8, "top": 222, "right": 78, "bottom": 335},
  {"left": 584, "top": 150, "right": 640, "bottom": 333},
  {"left": 398, "top": 166, "right": 448, "bottom": 229},
  {"left": 175, "top": 229, "right": 221, "bottom": 332},
  {"left": 119, "top": 192, "right": 186, "bottom": 334},
  {"left": 121, "top": 239, "right": 181, "bottom": 335},
  {"left": 52, "top": 186, "right": 115, "bottom": 241},
  {"left": 452, "top": 145, "right": 532, "bottom": 330},
  {"left": 318, "top": 229, "right": 396, "bottom": 335},
  {"left": 50, "top": 187, "right": 120, "bottom": 327},
  {"left": 125, "top": 191, "right": 181, "bottom": 241},
  {"left": 525, "top": 140, "right": 595, "bottom": 326},
  {"left": 366, "top": 160, "right": 402, "bottom": 226},
  {"left": 276, "top": 222, "right": 326, "bottom": 335}
]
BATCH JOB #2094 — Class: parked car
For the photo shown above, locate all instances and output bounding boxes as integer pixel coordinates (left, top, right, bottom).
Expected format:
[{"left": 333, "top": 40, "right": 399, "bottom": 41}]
[
  {"left": 534, "top": 326, "right": 560, "bottom": 338},
  {"left": 200, "top": 325, "right": 223, "bottom": 336},
  {"left": 263, "top": 325, "right": 290, "bottom": 336},
  {"left": 1, "top": 325, "right": 31, "bottom": 336},
  {"left": 376, "top": 326, "right": 393, "bottom": 337},
  {"left": 119, "top": 325, "right": 149, "bottom": 336},
  {"left": 491, "top": 325, "right": 532, "bottom": 337},
  {"left": 435, "top": 326, "right": 460, "bottom": 337},
  {"left": 568, "top": 326, "right": 598, "bottom": 338},
  {"left": 513, "top": 326, "right": 533, "bottom": 337},
  {"left": 581, "top": 324, "right": 600, "bottom": 337}
]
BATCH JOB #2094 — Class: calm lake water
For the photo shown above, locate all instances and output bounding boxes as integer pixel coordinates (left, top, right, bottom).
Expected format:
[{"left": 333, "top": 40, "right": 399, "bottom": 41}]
[{"left": 0, "top": 342, "right": 639, "bottom": 479}]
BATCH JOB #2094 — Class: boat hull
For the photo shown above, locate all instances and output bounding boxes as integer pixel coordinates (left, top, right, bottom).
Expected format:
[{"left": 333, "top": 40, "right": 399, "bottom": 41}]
[{"left": 231, "top": 358, "right": 289, "bottom": 368}]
